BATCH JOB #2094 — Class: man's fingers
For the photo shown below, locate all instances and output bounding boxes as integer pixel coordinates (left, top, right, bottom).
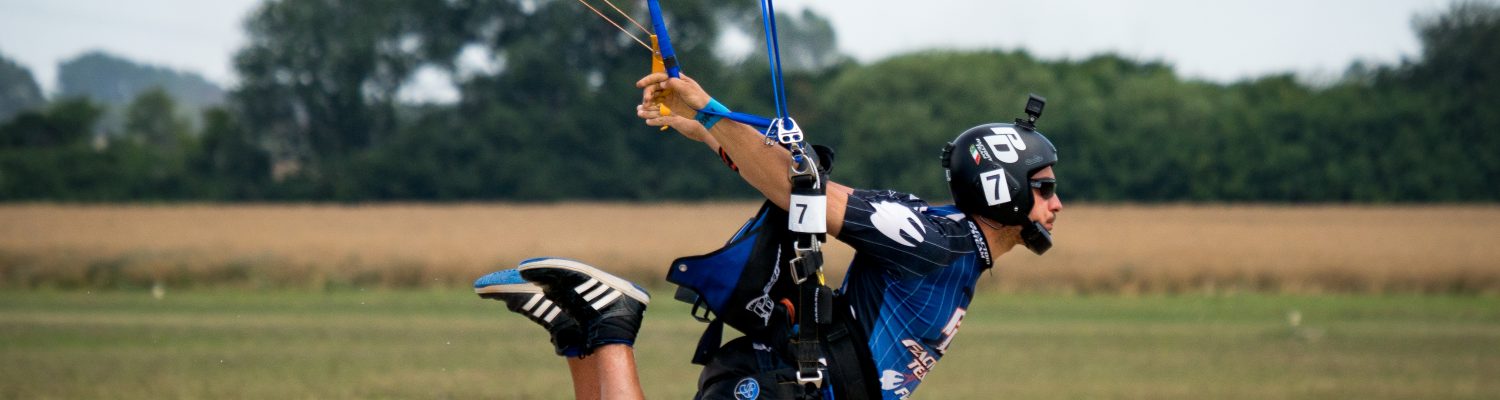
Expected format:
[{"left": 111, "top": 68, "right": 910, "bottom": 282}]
[
  {"left": 641, "top": 81, "right": 670, "bottom": 106},
  {"left": 635, "top": 72, "right": 668, "bottom": 89},
  {"left": 643, "top": 115, "right": 687, "bottom": 127},
  {"left": 637, "top": 104, "right": 663, "bottom": 119}
]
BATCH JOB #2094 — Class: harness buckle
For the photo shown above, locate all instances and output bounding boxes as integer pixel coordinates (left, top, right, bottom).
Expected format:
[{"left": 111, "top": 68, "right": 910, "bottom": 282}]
[
  {"left": 788, "top": 239, "right": 822, "bottom": 284},
  {"left": 788, "top": 256, "right": 810, "bottom": 285},
  {"left": 796, "top": 362, "right": 826, "bottom": 387},
  {"left": 789, "top": 154, "right": 817, "bottom": 179}
]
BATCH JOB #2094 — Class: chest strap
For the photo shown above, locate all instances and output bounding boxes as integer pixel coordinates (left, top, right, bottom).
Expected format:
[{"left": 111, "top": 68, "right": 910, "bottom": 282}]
[
  {"left": 786, "top": 142, "right": 834, "bottom": 390},
  {"left": 824, "top": 295, "right": 880, "bottom": 399}
]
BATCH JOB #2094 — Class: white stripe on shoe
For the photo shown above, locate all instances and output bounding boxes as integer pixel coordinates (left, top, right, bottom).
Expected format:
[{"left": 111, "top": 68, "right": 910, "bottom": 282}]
[
  {"left": 522, "top": 293, "right": 544, "bottom": 311},
  {"left": 582, "top": 285, "right": 610, "bottom": 301},
  {"left": 574, "top": 278, "right": 599, "bottom": 294},
  {"left": 592, "top": 290, "right": 623, "bottom": 310},
  {"left": 532, "top": 301, "right": 553, "bottom": 318},
  {"left": 543, "top": 307, "right": 562, "bottom": 323},
  {"left": 519, "top": 258, "right": 650, "bottom": 305}
]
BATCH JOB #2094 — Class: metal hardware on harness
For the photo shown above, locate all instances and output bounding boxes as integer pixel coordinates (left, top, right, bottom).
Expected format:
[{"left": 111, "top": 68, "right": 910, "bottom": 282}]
[
  {"left": 796, "top": 363, "right": 826, "bottom": 387},
  {"left": 772, "top": 117, "right": 804, "bottom": 145},
  {"left": 789, "top": 149, "right": 817, "bottom": 179},
  {"left": 762, "top": 130, "right": 779, "bottom": 146},
  {"left": 788, "top": 238, "right": 822, "bottom": 285}
]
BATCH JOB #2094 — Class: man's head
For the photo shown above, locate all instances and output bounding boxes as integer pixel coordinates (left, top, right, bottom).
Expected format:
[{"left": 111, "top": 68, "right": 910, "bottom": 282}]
[{"left": 941, "top": 122, "right": 1061, "bottom": 254}]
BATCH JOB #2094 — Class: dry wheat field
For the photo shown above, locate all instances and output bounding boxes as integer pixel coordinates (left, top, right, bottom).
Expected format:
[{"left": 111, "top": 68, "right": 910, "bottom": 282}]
[{"left": 1, "top": 203, "right": 1498, "bottom": 293}]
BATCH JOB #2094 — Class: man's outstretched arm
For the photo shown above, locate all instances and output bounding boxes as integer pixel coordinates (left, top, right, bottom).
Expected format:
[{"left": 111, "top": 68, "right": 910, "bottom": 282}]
[{"left": 635, "top": 73, "right": 852, "bottom": 237}]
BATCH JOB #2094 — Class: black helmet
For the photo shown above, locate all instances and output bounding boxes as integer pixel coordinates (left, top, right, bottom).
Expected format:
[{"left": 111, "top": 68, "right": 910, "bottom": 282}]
[{"left": 941, "top": 96, "right": 1058, "bottom": 254}]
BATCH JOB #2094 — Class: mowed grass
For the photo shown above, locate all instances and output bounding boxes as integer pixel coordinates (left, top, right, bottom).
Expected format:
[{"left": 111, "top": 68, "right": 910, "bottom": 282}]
[
  {"left": 2, "top": 203, "right": 1499, "bottom": 293},
  {"left": 2, "top": 289, "right": 1496, "bottom": 399}
]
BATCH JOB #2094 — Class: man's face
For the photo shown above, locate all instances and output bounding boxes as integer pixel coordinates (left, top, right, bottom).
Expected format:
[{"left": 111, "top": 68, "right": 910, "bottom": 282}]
[{"left": 1029, "top": 166, "right": 1062, "bottom": 231}]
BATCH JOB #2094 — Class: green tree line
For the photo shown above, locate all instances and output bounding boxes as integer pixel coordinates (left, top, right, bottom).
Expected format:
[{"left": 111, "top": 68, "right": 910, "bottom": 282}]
[{"left": 1, "top": 0, "right": 1496, "bottom": 202}]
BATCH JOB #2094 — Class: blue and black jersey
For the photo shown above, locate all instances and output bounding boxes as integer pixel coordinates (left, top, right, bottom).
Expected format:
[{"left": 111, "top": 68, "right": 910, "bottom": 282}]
[{"left": 835, "top": 189, "right": 992, "bottom": 400}]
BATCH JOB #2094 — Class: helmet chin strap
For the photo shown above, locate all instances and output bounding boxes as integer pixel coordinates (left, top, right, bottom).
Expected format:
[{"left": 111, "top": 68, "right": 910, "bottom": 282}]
[
  {"left": 975, "top": 215, "right": 1054, "bottom": 255},
  {"left": 1020, "top": 221, "right": 1053, "bottom": 255}
]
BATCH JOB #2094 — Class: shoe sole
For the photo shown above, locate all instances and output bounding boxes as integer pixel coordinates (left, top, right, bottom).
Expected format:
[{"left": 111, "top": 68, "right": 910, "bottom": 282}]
[
  {"left": 518, "top": 258, "right": 650, "bottom": 305},
  {"left": 475, "top": 281, "right": 543, "bottom": 296}
]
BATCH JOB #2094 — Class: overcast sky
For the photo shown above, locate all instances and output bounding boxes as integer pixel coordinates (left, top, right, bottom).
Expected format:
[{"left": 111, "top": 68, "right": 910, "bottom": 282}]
[{"left": 0, "top": 0, "right": 1457, "bottom": 101}]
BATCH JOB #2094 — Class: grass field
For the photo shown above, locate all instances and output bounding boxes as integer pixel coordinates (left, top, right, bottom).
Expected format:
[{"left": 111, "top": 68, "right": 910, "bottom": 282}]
[
  {"left": 1, "top": 289, "right": 1496, "bottom": 399},
  {"left": 2, "top": 203, "right": 1498, "bottom": 293}
]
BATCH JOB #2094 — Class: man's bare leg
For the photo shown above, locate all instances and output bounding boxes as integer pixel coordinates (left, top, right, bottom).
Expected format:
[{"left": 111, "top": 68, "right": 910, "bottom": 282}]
[
  {"left": 592, "top": 344, "right": 645, "bottom": 400},
  {"left": 563, "top": 346, "right": 643, "bottom": 400},
  {"left": 567, "top": 356, "right": 602, "bottom": 400}
]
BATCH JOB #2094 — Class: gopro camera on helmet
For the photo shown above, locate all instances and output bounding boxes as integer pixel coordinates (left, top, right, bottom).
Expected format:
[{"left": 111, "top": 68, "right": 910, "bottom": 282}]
[
  {"left": 942, "top": 95, "right": 1058, "bottom": 255},
  {"left": 1016, "top": 94, "right": 1045, "bottom": 130}
]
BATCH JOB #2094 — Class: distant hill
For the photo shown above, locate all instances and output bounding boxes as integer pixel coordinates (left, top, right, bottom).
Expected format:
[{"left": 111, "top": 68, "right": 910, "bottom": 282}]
[
  {"left": 0, "top": 52, "right": 46, "bottom": 122},
  {"left": 56, "top": 51, "right": 225, "bottom": 131}
]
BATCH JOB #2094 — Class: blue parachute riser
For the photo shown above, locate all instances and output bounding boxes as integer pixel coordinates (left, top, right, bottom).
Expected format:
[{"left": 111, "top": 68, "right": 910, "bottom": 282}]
[
  {"left": 760, "top": 0, "right": 789, "bottom": 119},
  {"left": 647, "top": 0, "right": 681, "bottom": 78}
]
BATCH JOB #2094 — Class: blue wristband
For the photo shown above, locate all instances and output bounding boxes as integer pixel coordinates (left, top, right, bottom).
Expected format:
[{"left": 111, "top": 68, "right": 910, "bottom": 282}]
[{"left": 695, "top": 98, "right": 730, "bottom": 130}]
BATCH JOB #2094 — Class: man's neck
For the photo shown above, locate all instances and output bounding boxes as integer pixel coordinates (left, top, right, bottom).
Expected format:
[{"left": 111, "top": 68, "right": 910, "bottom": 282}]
[{"left": 974, "top": 216, "right": 1022, "bottom": 260}]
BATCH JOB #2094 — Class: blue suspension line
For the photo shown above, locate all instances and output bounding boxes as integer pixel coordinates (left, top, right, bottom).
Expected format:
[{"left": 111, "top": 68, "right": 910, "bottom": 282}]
[{"left": 760, "top": 0, "right": 789, "bottom": 120}]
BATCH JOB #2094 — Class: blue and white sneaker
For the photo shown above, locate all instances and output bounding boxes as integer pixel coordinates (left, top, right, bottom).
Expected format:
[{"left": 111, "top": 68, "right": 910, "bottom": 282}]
[
  {"left": 517, "top": 257, "right": 650, "bottom": 349},
  {"left": 475, "top": 268, "right": 587, "bottom": 357}
]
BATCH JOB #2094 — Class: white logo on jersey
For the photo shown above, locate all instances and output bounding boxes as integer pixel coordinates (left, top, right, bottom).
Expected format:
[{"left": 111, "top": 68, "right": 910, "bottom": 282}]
[
  {"left": 880, "top": 370, "right": 908, "bottom": 390},
  {"left": 870, "top": 201, "right": 926, "bottom": 247}
]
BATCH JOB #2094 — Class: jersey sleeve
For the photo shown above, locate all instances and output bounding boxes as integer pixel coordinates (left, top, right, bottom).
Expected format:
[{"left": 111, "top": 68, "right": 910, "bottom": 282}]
[{"left": 836, "top": 189, "right": 973, "bottom": 279}]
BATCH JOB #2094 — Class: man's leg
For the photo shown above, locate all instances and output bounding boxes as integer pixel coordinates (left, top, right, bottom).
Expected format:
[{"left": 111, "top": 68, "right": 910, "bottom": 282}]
[
  {"left": 475, "top": 268, "right": 599, "bottom": 399},
  {"left": 518, "top": 258, "right": 651, "bottom": 399},
  {"left": 557, "top": 346, "right": 640, "bottom": 400},
  {"left": 567, "top": 356, "right": 603, "bottom": 400},
  {"left": 592, "top": 344, "right": 645, "bottom": 400}
]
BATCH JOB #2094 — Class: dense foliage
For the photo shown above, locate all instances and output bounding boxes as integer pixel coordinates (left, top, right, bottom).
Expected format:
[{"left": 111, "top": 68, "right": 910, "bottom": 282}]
[{"left": 0, "top": 0, "right": 1495, "bottom": 202}]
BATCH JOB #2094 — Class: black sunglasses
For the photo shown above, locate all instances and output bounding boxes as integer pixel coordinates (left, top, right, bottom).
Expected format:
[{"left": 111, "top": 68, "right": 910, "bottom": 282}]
[{"left": 1030, "top": 178, "right": 1056, "bottom": 200}]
